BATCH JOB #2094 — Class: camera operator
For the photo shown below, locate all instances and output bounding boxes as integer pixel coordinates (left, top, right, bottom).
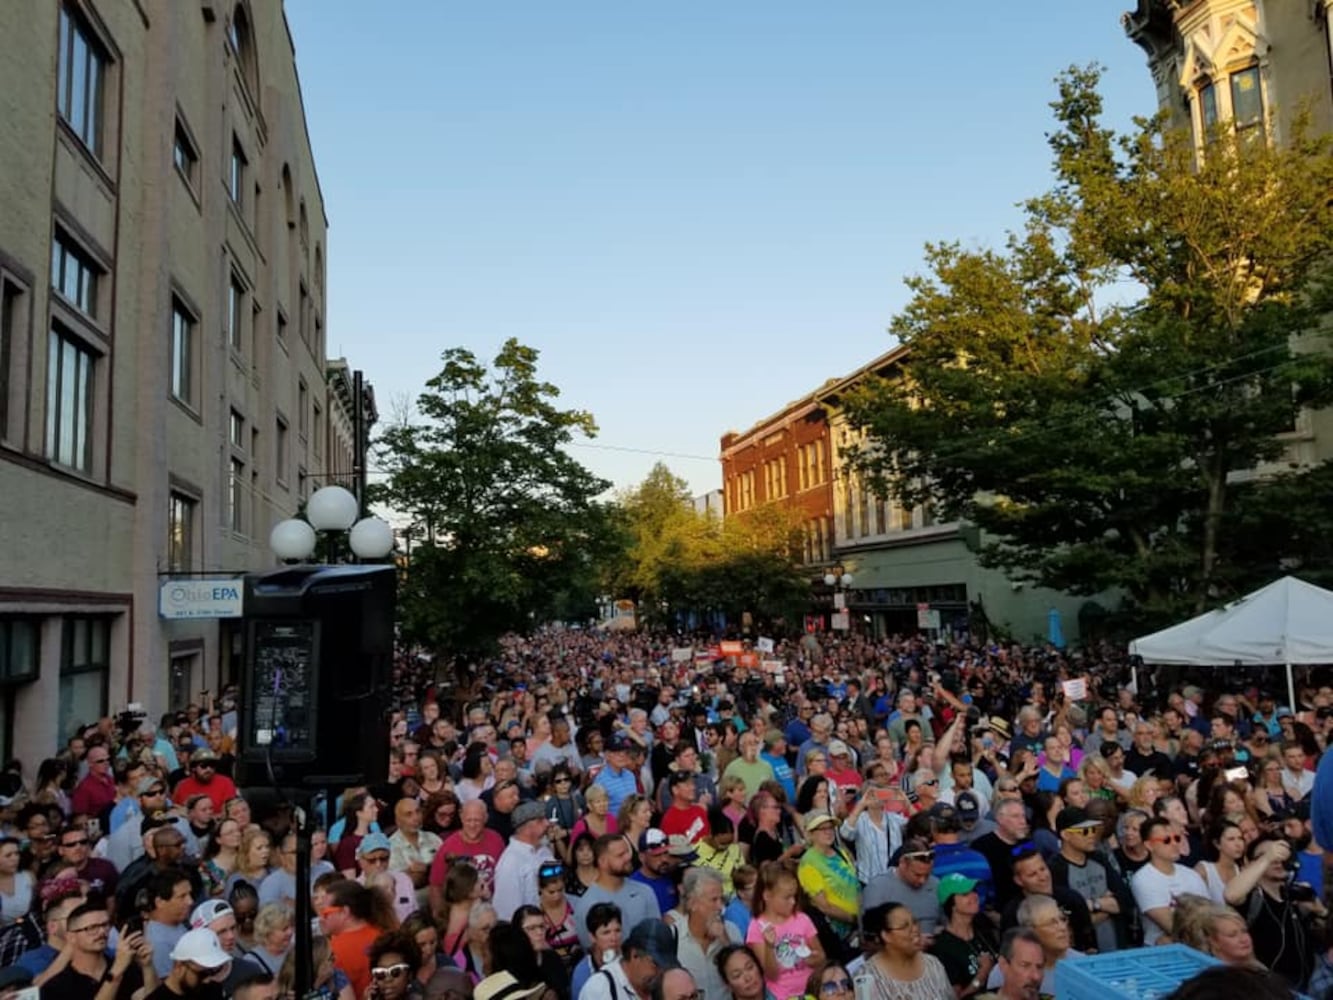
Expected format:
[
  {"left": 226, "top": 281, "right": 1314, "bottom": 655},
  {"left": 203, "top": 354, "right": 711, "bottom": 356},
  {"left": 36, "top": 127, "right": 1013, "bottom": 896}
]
[{"left": 1223, "top": 834, "right": 1326, "bottom": 990}]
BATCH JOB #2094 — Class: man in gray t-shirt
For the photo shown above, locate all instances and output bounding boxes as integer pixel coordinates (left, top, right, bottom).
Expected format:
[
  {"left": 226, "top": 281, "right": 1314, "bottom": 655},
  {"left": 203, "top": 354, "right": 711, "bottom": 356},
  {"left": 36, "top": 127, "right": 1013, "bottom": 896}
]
[
  {"left": 570, "top": 834, "right": 663, "bottom": 948},
  {"left": 862, "top": 840, "right": 942, "bottom": 939}
]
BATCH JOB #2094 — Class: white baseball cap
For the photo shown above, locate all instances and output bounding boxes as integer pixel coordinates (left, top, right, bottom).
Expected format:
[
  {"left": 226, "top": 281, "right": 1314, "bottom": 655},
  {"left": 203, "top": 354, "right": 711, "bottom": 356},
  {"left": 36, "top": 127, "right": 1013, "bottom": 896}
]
[{"left": 169, "top": 928, "right": 232, "bottom": 969}]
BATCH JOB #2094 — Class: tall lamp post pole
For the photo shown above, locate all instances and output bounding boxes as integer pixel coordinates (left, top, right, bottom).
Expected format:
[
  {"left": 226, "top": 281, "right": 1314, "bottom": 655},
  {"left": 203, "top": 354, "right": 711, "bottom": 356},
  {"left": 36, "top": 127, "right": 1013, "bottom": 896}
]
[
  {"left": 266, "top": 484, "right": 394, "bottom": 995},
  {"left": 824, "top": 571, "right": 854, "bottom": 632}
]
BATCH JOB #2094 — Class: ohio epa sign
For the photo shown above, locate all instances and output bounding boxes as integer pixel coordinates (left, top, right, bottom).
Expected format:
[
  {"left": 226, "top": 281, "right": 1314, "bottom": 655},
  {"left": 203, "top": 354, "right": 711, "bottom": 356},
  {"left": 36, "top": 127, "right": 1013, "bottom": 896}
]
[{"left": 159, "top": 579, "right": 245, "bottom": 619}]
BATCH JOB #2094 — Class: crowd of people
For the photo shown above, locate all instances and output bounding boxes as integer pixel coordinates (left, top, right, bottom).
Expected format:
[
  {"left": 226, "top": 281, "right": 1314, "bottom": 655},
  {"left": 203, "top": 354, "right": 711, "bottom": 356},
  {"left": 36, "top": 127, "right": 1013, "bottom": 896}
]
[{"left": 0, "top": 628, "right": 1330, "bottom": 1000}]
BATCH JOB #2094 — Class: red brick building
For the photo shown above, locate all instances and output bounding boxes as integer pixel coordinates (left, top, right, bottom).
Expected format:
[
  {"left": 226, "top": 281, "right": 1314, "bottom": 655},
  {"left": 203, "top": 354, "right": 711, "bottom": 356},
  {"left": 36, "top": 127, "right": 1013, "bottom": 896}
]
[{"left": 720, "top": 392, "right": 835, "bottom": 567}]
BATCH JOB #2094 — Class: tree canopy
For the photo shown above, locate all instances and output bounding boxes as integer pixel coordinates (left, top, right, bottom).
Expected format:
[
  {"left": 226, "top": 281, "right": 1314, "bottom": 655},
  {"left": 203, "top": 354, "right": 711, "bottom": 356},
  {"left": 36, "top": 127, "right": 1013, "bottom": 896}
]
[
  {"left": 611, "top": 462, "right": 810, "bottom": 631},
  {"left": 376, "top": 339, "right": 619, "bottom": 656},
  {"left": 845, "top": 66, "right": 1333, "bottom": 626}
]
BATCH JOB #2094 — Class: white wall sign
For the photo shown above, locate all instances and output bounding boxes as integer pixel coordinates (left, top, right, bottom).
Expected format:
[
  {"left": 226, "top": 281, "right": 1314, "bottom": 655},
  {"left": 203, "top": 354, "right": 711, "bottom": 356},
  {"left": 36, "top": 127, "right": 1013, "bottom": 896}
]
[{"left": 159, "top": 579, "right": 244, "bottom": 620}]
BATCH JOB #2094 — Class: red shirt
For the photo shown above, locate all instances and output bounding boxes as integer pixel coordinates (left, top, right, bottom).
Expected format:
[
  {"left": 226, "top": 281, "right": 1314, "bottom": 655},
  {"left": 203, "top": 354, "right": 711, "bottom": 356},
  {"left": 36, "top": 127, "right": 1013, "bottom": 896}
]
[
  {"left": 660, "top": 804, "right": 708, "bottom": 845},
  {"left": 172, "top": 773, "right": 237, "bottom": 814},
  {"left": 430, "top": 829, "right": 506, "bottom": 898},
  {"left": 70, "top": 773, "right": 117, "bottom": 820}
]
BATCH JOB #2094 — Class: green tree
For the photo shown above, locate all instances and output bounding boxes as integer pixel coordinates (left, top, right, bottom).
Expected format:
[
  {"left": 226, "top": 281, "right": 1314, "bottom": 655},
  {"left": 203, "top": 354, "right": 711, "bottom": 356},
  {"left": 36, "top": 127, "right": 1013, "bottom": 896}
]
[
  {"left": 845, "top": 66, "right": 1333, "bottom": 626},
  {"left": 376, "top": 339, "right": 617, "bottom": 656},
  {"left": 613, "top": 463, "right": 809, "bottom": 631}
]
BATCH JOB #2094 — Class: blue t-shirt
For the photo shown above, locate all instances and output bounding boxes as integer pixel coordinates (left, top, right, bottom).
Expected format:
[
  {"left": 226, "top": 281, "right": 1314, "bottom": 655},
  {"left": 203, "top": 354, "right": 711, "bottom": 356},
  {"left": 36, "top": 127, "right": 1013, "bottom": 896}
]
[
  {"left": 761, "top": 752, "right": 797, "bottom": 801},
  {"left": 629, "top": 870, "right": 678, "bottom": 914}
]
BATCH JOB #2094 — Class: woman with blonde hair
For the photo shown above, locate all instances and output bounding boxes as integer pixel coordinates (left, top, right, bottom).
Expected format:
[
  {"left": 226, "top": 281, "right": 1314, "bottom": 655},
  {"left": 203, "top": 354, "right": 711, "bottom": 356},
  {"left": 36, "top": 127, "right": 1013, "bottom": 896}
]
[
  {"left": 223, "top": 825, "right": 271, "bottom": 896},
  {"left": 615, "top": 793, "right": 653, "bottom": 856},
  {"left": 570, "top": 784, "right": 617, "bottom": 842},
  {"left": 249, "top": 902, "right": 294, "bottom": 975},
  {"left": 1079, "top": 754, "right": 1116, "bottom": 803},
  {"left": 1127, "top": 773, "right": 1161, "bottom": 812}
]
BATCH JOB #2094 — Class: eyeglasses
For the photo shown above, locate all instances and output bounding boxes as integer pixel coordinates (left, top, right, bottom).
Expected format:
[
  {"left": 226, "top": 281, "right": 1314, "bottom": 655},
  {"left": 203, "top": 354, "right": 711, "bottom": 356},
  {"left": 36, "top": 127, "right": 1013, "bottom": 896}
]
[
  {"left": 917, "top": 779, "right": 938, "bottom": 787},
  {"left": 887, "top": 918, "right": 919, "bottom": 932},
  {"left": 71, "top": 921, "right": 110, "bottom": 934},
  {"left": 362, "top": 854, "right": 390, "bottom": 865},
  {"left": 1035, "top": 913, "right": 1070, "bottom": 928},
  {"left": 554, "top": 776, "right": 572, "bottom": 785},
  {"left": 821, "top": 980, "right": 854, "bottom": 994},
  {"left": 372, "top": 964, "right": 411, "bottom": 981},
  {"left": 1150, "top": 834, "right": 1184, "bottom": 845}
]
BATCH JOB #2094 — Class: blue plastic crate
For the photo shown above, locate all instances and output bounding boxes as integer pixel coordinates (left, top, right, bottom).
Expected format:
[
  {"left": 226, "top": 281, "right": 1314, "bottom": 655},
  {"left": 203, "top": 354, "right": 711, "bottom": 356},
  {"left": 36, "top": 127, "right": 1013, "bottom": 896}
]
[{"left": 1054, "top": 945, "right": 1220, "bottom": 1000}]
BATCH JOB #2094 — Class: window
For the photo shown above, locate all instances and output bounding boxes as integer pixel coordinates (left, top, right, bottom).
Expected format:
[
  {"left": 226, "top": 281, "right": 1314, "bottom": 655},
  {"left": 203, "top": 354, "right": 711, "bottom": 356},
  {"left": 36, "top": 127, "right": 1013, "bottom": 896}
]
[
  {"left": 168, "top": 651, "right": 198, "bottom": 711},
  {"left": 229, "top": 136, "right": 246, "bottom": 207},
  {"left": 858, "top": 483, "right": 870, "bottom": 538},
  {"left": 228, "top": 276, "right": 244, "bottom": 352},
  {"left": 1231, "top": 67, "right": 1264, "bottom": 131},
  {"left": 0, "top": 618, "right": 40, "bottom": 684},
  {"left": 170, "top": 298, "right": 193, "bottom": 404},
  {"left": 228, "top": 457, "right": 245, "bottom": 533},
  {"left": 843, "top": 481, "right": 855, "bottom": 539},
  {"left": 167, "top": 492, "right": 196, "bottom": 572},
  {"left": 275, "top": 416, "right": 289, "bottom": 486},
  {"left": 1199, "top": 82, "right": 1218, "bottom": 132},
  {"left": 312, "top": 402, "right": 322, "bottom": 458},
  {"left": 173, "top": 120, "right": 198, "bottom": 187},
  {"left": 298, "top": 282, "right": 309, "bottom": 344},
  {"left": 46, "top": 328, "right": 94, "bottom": 472},
  {"left": 57, "top": 6, "right": 105, "bottom": 155},
  {"left": 875, "top": 497, "right": 887, "bottom": 535},
  {"left": 51, "top": 233, "right": 99, "bottom": 319},
  {"left": 298, "top": 380, "right": 309, "bottom": 438},
  {"left": 229, "top": 409, "right": 244, "bottom": 448},
  {"left": 276, "top": 310, "right": 287, "bottom": 345},
  {"left": 58, "top": 616, "right": 111, "bottom": 742},
  {"left": 0, "top": 277, "right": 25, "bottom": 441},
  {"left": 297, "top": 467, "right": 308, "bottom": 502}
]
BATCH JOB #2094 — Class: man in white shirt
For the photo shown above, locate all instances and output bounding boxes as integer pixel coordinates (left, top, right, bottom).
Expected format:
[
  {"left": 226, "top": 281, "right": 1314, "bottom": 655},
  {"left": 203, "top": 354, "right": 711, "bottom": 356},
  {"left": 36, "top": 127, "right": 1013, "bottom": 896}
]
[
  {"left": 1130, "top": 816, "right": 1208, "bottom": 944},
  {"left": 1280, "top": 740, "right": 1315, "bottom": 800},
  {"left": 578, "top": 918, "right": 681, "bottom": 1000},
  {"left": 388, "top": 797, "right": 442, "bottom": 908},
  {"left": 492, "top": 801, "right": 555, "bottom": 920}
]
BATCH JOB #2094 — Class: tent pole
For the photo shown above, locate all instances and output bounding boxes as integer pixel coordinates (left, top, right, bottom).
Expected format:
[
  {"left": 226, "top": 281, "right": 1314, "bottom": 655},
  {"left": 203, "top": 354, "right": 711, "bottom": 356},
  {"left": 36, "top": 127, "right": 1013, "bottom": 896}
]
[
  {"left": 1287, "top": 662, "right": 1297, "bottom": 713},
  {"left": 1131, "top": 663, "right": 1138, "bottom": 694}
]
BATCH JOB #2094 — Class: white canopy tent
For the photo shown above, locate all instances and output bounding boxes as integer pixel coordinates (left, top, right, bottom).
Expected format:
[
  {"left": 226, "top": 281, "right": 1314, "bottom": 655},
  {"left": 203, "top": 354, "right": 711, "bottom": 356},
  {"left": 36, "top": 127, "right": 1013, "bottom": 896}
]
[{"left": 1128, "top": 576, "right": 1333, "bottom": 710}]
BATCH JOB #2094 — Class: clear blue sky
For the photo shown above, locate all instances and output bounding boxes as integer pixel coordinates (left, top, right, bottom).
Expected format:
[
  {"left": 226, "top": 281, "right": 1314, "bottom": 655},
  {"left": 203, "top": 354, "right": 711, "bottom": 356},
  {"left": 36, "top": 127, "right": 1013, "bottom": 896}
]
[{"left": 285, "top": 2, "right": 1156, "bottom": 497}]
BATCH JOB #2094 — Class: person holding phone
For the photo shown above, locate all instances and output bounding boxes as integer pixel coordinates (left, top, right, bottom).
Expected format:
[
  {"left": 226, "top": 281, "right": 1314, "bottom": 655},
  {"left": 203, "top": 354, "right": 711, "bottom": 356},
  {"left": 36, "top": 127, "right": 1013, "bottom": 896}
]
[{"left": 839, "top": 785, "right": 904, "bottom": 885}]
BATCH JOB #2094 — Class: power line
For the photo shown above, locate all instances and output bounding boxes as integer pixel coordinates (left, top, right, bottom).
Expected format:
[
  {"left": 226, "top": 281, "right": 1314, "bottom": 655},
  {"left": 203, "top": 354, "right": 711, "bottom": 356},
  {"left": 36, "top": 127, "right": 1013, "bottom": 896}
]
[{"left": 566, "top": 442, "right": 718, "bottom": 463}]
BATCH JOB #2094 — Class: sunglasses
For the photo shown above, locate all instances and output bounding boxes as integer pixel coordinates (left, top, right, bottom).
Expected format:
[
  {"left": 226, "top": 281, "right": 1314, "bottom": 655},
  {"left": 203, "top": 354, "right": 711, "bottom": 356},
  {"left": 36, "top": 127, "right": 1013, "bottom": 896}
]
[
  {"left": 539, "top": 863, "right": 565, "bottom": 879},
  {"left": 362, "top": 854, "right": 390, "bottom": 865},
  {"left": 372, "top": 964, "right": 411, "bottom": 981},
  {"left": 903, "top": 851, "right": 934, "bottom": 863},
  {"left": 821, "top": 980, "right": 854, "bottom": 994},
  {"left": 1150, "top": 834, "right": 1184, "bottom": 844},
  {"left": 60, "top": 839, "right": 89, "bottom": 849}
]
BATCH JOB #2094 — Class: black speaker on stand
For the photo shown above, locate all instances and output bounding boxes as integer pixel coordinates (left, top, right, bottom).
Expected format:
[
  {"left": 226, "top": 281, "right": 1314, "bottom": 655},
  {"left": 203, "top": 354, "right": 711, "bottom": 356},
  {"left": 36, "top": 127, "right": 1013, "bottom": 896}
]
[{"left": 237, "top": 563, "right": 396, "bottom": 994}]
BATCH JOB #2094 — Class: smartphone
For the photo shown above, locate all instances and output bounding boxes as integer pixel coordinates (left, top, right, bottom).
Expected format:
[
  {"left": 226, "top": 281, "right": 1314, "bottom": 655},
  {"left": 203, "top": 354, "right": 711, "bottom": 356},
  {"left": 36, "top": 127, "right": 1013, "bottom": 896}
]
[
  {"left": 1224, "top": 765, "right": 1249, "bottom": 782},
  {"left": 14, "top": 988, "right": 40, "bottom": 1000}
]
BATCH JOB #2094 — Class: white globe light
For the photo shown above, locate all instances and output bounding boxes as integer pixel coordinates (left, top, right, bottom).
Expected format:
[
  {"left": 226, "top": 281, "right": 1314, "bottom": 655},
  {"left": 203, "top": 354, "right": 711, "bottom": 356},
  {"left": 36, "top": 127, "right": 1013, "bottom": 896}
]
[
  {"left": 841, "top": 573, "right": 854, "bottom": 587},
  {"left": 823, "top": 573, "right": 837, "bottom": 587},
  {"left": 270, "top": 519, "right": 316, "bottom": 561},
  {"left": 349, "top": 517, "right": 395, "bottom": 559},
  {"left": 306, "top": 485, "right": 359, "bottom": 531}
]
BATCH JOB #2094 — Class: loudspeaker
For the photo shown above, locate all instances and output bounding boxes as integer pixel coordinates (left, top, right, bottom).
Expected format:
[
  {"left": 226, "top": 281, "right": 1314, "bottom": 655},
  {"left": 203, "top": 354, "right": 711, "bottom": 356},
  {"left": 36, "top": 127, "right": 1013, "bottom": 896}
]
[{"left": 237, "top": 564, "right": 396, "bottom": 789}]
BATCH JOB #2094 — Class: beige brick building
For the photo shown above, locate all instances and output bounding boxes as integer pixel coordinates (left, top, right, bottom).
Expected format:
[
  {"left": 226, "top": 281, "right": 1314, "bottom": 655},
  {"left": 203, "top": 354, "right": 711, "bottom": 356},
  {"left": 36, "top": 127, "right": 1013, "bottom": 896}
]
[
  {"left": 1124, "top": 1, "right": 1333, "bottom": 471},
  {"left": 0, "top": 0, "right": 370, "bottom": 757}
]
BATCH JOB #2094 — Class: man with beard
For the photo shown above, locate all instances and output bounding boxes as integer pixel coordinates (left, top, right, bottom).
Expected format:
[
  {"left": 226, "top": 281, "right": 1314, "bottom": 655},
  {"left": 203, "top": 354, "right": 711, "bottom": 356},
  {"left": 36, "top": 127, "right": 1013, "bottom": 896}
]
[
  {"left": 571, "top": 834, "right": 662, "bottom": 949},
  {"left": 40, "top": 901, "right": 157, "bottom": 999}
]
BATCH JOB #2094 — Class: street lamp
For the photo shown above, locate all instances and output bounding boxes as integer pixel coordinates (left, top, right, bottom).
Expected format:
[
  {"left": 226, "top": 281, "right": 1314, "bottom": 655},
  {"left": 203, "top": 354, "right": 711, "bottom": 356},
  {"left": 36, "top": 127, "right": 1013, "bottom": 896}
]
[
  {"left": 824, "top": 571, "right": 854, "bottom": 632},
  {"left": 268, "top": 485, "right": 395, "bottom": 563}
]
